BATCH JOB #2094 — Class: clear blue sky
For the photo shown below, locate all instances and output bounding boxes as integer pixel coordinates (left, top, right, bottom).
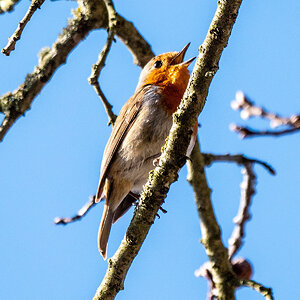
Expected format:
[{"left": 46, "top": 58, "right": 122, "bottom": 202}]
[{"left": 0, "top": 1, "right": 299, "bottom": 299}]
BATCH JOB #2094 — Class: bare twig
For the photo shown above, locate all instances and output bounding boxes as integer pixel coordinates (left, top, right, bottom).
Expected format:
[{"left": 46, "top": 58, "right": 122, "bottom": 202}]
[
  {"left": 88, "top": 0, "right": 118, "bottom": 126},
  {"left": 228, "top": 163, "right": 255, "bottom": 259},
  {"left": 0, "top": 0, "right": 21, "bottom": 14},
  {"left": 202, "top": 153, "right": 275, "bottom": 175},
  {"left": 2, "top": 0, "right": 45, "bottom": 56},
  {"left": 231, "top": 91, "right": 300, "bottom": 138},
  {"left": 240, "top": 279, "right": 274, "bottom": 300},
  {"left": 54, "top": 196, "right": 97, "bottom": 225},
  {"left": 202, "top": 152, "right": 275, "bottom": 259},
  {"left": 230, "top": 124, "right": 300, "bottom": 138}
]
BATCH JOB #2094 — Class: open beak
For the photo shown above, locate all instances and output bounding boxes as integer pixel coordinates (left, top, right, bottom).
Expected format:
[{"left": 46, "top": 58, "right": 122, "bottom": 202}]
[{"left": 170, "top": 42, "right": 196, "bottom": 66}]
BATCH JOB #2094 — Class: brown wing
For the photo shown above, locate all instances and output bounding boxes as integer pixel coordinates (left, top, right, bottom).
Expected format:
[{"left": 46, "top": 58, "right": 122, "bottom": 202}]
[{"left": 95, "top": 87, "right": 145, "bottom": 202}]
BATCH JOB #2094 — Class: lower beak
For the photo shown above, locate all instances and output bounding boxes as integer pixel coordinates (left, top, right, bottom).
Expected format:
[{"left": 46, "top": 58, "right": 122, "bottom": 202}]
[
  {"left": 170, "top": 42, "right": 195, "bottom": 66},
  {"left": 179, "top": 56, "right": 196, "bottom": 66}
]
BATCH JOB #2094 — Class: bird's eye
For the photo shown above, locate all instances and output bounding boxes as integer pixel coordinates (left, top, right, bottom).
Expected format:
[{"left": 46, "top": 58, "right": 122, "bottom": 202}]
[{"left": 154, "top": 60, "right": 163, "bottom": 68}]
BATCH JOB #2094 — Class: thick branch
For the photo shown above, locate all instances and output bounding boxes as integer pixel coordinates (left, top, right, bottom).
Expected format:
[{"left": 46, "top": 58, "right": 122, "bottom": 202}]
[
  {"left": 93, "top": 1, "right": 243, "bottom": 299},
  {"left": 2, "top": 0, "right": 45, "bottom": 56},
  {"left": 115, "top": 14, "right": 154, "bottom": 67},
  {"left": 187, "top": 139, "right": 238, "bottom": 299}
]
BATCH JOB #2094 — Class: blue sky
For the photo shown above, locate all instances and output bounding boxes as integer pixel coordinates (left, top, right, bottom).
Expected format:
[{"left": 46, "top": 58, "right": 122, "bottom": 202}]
[{"left": 0, "top": 1, "right": 299, "bottom": 299}]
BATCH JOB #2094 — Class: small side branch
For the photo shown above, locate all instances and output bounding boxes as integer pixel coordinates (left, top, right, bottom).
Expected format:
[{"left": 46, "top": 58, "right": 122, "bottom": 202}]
[
  {"left": 231, "top": 91, "right": 300, "bottom": 138},
  {"left": 228, "top": 163, "right": 255, "bottom": 259},
  {"left": 202, "top": 153, "right": 275, "bottom": 175},
  {"left": 230, "top": 124, "right": 300, "bottom": 138},
  {"left": 202, "top": 152, "right": 275, "bottom": 259},
  {"left": 2, "top": 0, "right": 45, "bottom": 56},
  {"left": 88, "top": 0, "right": 118, "bottom": 125},
  {"left": 240, "top": 279, "right": 274, "bottom": 300},
  {"left": 54, "top": 196, "right": 97, "bottom": 225}
]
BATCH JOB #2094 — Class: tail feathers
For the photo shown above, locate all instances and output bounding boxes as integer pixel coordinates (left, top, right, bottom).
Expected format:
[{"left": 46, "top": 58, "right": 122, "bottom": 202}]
[
  {"left": 98, "top": 204, "right": 114, "bottom": 260},
  {"left": 112, "top": 193, "right": 137, "bottom": 224}
]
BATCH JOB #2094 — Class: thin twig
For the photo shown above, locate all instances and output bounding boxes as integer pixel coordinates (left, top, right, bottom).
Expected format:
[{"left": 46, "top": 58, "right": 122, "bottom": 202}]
[
  {"left": 202, "top": 153, "right": 275, "bottom": 175},
  {"left": 231, "top": 91, "right": 300, "bottom": 138},
  {"left": 88, "top": 0, "right": 118, "bottom": 126},
  {"left": 230, "top": 124, "right": 300, "bottom": 139},
  {"left": 54, "top": 196, "right": 97, "bottom": 225},
  {"left": 202, "top": 152, "right": 275, "bottom": 259},
  {"left": 240, "top": 279, "right": 274, "bottom": 300},
  {"left": 2, "top": 0, "right": 45, "bottom": 56},
  {"left": 228, "top": 163, "right": 255, "bottom": 259}
]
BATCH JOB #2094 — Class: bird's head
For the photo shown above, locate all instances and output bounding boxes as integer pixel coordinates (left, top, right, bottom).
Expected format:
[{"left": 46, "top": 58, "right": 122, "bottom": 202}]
[{"left": 136, "top": 43, "right": 195, "bottom": 92}]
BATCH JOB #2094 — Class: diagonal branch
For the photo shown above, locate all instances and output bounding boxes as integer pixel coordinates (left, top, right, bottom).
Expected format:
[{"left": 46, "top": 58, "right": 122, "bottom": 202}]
[
  {"left": 54, "top": 196, "right": 97, "bottom": 225},
  {"left": 2, "top": 0, "right": 45, "bottom": 56},
  {"left": 0, "top": 7, "right": 104, "bottom": 142},
  {"left": 93, "top": 1, "right": 244, "bottom": 299}
]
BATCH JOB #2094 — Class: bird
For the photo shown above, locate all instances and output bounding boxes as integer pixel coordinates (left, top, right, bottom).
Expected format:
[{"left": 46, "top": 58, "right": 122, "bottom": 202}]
[{"left": 95, "top": 43, "right": 197, "bottom": 259}]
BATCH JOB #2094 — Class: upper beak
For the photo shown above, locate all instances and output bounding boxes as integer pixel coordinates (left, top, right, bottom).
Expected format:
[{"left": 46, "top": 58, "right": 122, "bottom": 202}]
[{"left": 170, "top": 42, "right": 196, "bottom": 66}]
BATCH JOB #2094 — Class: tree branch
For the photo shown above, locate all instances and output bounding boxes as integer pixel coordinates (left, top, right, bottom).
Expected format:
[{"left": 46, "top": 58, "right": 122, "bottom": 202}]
[
  {"left": 230, "top": 124, "right": 300, "bottom": 138},
  {"left": 88, "top": 0, "right": 118, "bottom": 126},
  {"left": 2, "top": 0, "right": 45, "bottom": 56},
  {"left": 0, "top": 6, "right": 103, "bottom": 142},
  {"left": 187, "top": 139, "right": 238, "bottom": 299},
  {"left": 202, "top": 153, "right": 275, "bottom": 175},
  {"left": 54, "top": 196, "right": 97, "bottom": 225},
  {"left": 231, "top": 91, "right": 300, "bottom": 138},
  {"left": 0, "top": 0, "right": 154, "bottom": 142},
  {"left": 93, "top": 1, "right": 244, "bottom": 299},
  {"left": 201, "top": 152, "right": 275, "bottom": 259},
  {"left": 228, "top": 163, "right": 255, "bottom": 259},
  {"left": 240, "top": 279, "right": 274, "bottom": 300}
]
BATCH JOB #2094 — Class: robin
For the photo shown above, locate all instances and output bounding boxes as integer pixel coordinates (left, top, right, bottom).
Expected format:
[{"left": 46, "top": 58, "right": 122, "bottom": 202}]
[{"left": 96, "top": 43, "right": 197, "bottom": 259}]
